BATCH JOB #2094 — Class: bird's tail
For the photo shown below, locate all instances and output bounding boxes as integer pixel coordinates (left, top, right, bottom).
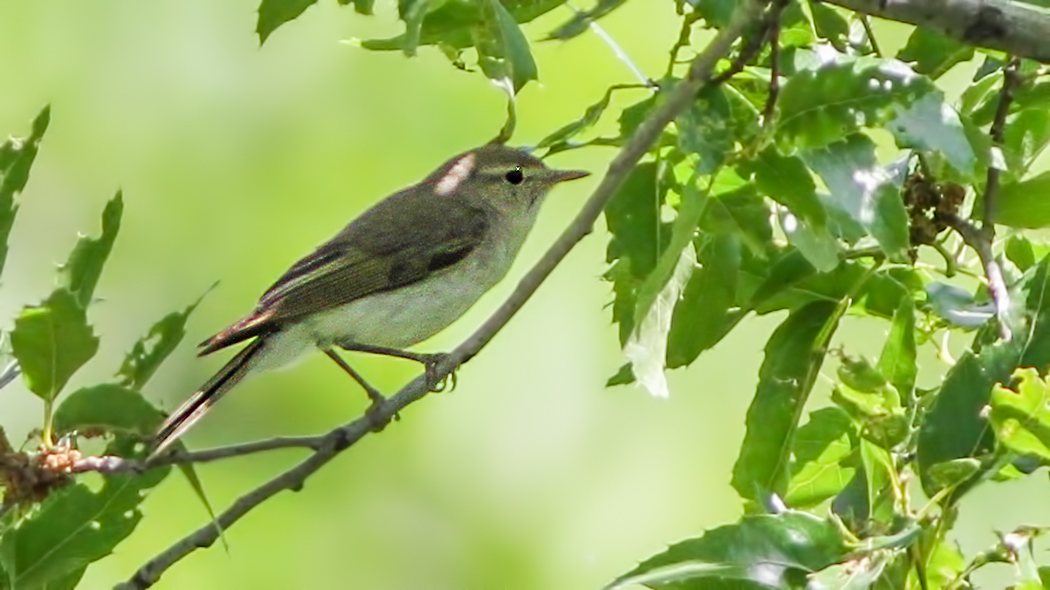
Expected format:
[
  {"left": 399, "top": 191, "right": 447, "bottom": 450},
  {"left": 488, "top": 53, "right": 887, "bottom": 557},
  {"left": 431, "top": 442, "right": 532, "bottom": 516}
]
[{"left": 151, "top": 336, "right": 268, "bottom": 457}]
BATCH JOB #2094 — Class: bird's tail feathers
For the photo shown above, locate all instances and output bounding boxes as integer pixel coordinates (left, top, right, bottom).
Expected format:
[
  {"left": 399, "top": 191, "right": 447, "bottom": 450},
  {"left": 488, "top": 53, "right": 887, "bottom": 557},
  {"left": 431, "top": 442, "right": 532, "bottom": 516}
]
[{"left": 151, "top": 337, "right": 268, "bottom": 457}]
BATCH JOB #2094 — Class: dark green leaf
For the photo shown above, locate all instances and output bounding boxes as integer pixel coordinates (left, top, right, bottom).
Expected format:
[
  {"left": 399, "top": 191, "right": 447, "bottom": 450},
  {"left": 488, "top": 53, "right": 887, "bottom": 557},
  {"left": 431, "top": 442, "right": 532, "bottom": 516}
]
[
  {"left": 545, "top": 0, "right": 627, "bottom": 40},
  {"left": 53, "top": 383, "right": 164, "bottom": 437},
  {"left": 777, "top": 56, "right": 937, "bottom": 149},
  {"left": 117, "top": 294, "right": 204, "bottom": 390},
  {"left": 896, "top": 27, "right": 974, "bottom": 79},
  {"left": 0, "top": 441, "right": 169, "bottom": 589},
  {"left": 10, "top": 289, "right": 99, "bottom": 402},
  {"left": 604, "top": 163, "right": 668, "bottom": 343},
  {"left": 667, "top": 233, "right": 741, "bottom": 368},
  {"left": 807, "top": 2, "right": 849, "bottom": 51},
  {"left": 605, "top": 362, "right": 634, "bottom": 387},
  {"left": 337, "top": 0, "right": 374, "bottom": 14},
  {"left": 804, "top": 134, "right": 910, "bottom": 260},
  {"left": 609, "top": 512, "right": 848, "bottom": 589},
  {"left": 785, "top": 407, "right": 856, "bottom": 508},
  {"left": 256, "top": 0, "right": 318, "bottom": 44},
  {"left": 732, "top": 301, "right": 840, "bottom": 502},
  {"left": 877, "top": 297, "right": 917, "bottom": 403},
  {"left": 750, "top": 148, "right": 826, "bottom": 229},
  {"left": 1003, "top": 109, "right": 1050, "bottom": 181},
  {"left": 60, "top": 192, "right": 122, "bottom": 308},
  {"left": 0, "top": 106, "right": 50, "bottom": 277},
  {"left": 917, "top": 343, "right": 1018, "bottom": 494},
  {"left": 537, "top": 86, "right": 622, "bottom": 149},
  {"left": 926, "top": 458, "right": 981, "bottom": 491}
]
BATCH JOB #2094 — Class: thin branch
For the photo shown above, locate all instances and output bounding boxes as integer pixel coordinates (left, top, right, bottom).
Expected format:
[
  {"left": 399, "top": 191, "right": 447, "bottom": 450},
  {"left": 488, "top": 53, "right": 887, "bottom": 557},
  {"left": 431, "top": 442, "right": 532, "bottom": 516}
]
[
  {"left": 762, "top": 10, "right": 782, "bottom": 127},
  {"left": 859, "top": 15, "right": 882, "bottom": 57},
  {"left": 0, "top": 361, "right": 20, "bottom": 391},
  {"left": 940, "top": 213, "right": 1013, "bottom": 341},
  {"left": 827, "top": 0, "right": 1050, "bottom": 63},
  {"left": 71, "top": 435, "right": 326, "bottom": 474},
  {"left": 585, "top": 16, "right": 655, "bottom": 87},
  {"left": 114, "top": 3, "right": 772, "bottom": 588},
  {"left": 982, "top": 56, "right": 1021, "bottom": 234}
]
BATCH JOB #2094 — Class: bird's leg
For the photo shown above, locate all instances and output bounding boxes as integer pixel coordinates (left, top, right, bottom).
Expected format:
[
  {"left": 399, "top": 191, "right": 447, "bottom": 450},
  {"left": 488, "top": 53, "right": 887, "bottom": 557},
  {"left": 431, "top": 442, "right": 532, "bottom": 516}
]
[
  {"left": 337, "top": 343, "right": 456, "bottom": 393},
  {"left": 323, "top": 349, "right": 394, "bottom": 430}
]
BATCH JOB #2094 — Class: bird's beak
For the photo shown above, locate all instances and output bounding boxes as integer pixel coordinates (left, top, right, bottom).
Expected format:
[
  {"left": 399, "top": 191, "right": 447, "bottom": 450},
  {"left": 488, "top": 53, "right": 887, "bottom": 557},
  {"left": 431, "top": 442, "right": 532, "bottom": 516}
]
[{"left": 548, "top": 169, "right": 590, "bottom": 183}]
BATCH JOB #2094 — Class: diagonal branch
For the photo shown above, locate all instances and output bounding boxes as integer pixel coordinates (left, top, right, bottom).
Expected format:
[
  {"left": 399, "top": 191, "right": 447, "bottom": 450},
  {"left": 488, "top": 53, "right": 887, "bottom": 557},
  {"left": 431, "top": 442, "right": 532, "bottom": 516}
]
[
  {"left": 827, "top": 0, "right": 1050, "bottom": 64},
  {"left": 114, "top": 3, "right": 771, "bottom": 587}
]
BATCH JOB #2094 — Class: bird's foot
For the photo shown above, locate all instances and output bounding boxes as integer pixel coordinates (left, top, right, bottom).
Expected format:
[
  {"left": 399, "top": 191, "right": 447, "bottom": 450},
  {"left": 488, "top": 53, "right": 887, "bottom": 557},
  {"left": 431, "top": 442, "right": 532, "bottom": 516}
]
[{"left": 420, "top": 353, "right": 456, "bottom": 393}]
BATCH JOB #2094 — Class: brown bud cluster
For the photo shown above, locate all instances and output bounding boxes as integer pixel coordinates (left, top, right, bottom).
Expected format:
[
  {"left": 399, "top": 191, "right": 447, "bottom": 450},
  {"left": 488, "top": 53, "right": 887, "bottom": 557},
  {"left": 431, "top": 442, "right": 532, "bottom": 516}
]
[
  {"left": 0, "top": 436, "right": 81, "bottom": 506},
  {"left": 904, "top": 173, "right": 965, "bottom": 246}
]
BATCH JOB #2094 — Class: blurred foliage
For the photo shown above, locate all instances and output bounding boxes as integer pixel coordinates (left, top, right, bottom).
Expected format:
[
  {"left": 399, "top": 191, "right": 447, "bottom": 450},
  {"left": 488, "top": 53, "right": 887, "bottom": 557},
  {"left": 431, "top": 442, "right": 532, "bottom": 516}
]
[{"left": 6, "top": 0, "right": 1050, "bottom": 588}]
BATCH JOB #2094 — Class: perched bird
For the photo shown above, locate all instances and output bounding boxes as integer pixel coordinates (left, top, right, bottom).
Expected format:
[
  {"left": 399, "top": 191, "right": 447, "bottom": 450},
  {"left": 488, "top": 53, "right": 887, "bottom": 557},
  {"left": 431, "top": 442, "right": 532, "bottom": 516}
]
[{"left": 152, "top": 143, "right": 589, "bottom": 454}]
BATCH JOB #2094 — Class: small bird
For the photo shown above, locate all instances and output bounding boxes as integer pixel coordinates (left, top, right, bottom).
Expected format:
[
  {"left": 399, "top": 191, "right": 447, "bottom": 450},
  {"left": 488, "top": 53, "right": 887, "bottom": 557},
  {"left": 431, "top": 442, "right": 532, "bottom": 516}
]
[{"left": 152, "top": 143, "right": 589, "bottom": 455}]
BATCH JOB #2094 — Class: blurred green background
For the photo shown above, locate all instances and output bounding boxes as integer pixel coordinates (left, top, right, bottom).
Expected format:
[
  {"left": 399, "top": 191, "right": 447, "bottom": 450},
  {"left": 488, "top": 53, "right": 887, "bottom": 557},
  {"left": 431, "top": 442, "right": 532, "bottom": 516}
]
[{"left": 0, "top": 1, "right": 1047, "bottom": 588}]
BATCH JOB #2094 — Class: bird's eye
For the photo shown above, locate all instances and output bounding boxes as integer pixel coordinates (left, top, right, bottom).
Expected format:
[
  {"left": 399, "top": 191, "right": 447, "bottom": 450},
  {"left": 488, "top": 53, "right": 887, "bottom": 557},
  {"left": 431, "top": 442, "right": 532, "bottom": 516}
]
[{"left": 504, "top": 167, "right": 524, "bottom": 185}]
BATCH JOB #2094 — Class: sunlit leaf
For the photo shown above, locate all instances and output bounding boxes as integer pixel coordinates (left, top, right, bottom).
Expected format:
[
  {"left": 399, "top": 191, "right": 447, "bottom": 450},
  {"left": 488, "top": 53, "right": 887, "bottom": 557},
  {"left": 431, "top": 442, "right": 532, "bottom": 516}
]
[
  {"left": 60, "top": 192, "right": 122, "bottom": 308},
  {"left": 733, "top": 301, "right": 840, "bottom": 502},
  {"left": 750, "top": 148, "right": 826, "bottom": 229},
  {"left": 888, "top": 92, "right": 975, "bottom": 176},
  {"left": 896, "top": 27, "right": 974, "bottom": 79},
  {"left": 877, "top": 298, "right": 917, "bottom": 404},
  {"left": 786, "top": 407, "right": 856, "bottom": 508},
  {"left": 117, "top": 293, "right": 206, "bottom": 391},
  {"left": 667, "top": 233, "right": 742, "bottom": 368},
  {"left": 476, "top": 0, "right": 539, "bottom": 93},
  {"left": 10, "top": 289, "right": 99, "bottom": 402},
  {"left": 804, "top": 134, "right": 910, "bottom": 260},
  {"left": 0, "top": 106, "right": 49, "bottom": 277},
  {"left": 990, "top": 368, "right": 1050, "bottom": 462}
]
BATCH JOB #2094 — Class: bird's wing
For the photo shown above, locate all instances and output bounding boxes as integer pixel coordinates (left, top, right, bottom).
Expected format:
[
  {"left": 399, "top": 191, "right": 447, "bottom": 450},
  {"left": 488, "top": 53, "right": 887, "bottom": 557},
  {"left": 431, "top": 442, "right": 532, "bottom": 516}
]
[{"left": 199, "top": 191, "right": 489, "bottom": 354}]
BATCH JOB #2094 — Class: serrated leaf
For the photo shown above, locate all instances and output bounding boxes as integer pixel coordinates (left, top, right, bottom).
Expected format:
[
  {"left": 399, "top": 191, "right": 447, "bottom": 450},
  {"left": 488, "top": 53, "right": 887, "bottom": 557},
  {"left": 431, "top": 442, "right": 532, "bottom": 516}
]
[
  {"left": 786, "top": 407, "right": 856, "bottom": 508},
  {"left": 60, "top": 192, "right": 122, "bottom": 308},
  {"left": 896, "top": 27, "right": 974, "bottom": 79},
  {"left": 537, "top": 86, "right": 618, "bottom": 149},
  {"left": 0, "top": 440, "right": 169, "bottom": 589},
  {"left": 117, "top": 294, "right": 204, "bottom": 391},
  {"left": 608, "top": 512, "right": 848, "bottom": 589},
  {"left": 733, "top": 301, "right": 840, "bottom": 502},
  {"left": 888, "top": 92, "right": 975, "bottom": 176},
  {"left": 804, "top": 134, "right": 910, "bottom": 260},
  {"left": 256, "top": 0, "right": 318, "bottom": 44},
  {"left": 667, "top": 233, "right": 742, "bottom": 368},
  {"left": 604, "top": 163, "right": 668, "bottom": 344},
  {"left": 777, "top": 56, "right": 937, "bottom": 149},
  {"left": 0, "top": 106, "right": 50, "bottom": 277},
  {"left": 10, "top": 289, "right": 99, "bottom": 402},
  {"left": 990, "top": 368, "right": 1050, "bottom": 461}
]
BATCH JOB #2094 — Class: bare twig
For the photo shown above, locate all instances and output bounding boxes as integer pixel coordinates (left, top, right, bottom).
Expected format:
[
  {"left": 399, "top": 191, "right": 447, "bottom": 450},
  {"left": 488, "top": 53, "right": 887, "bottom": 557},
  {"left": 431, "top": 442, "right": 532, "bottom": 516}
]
[
  {"left": 114, "top": 3, "right": 772, "bottom": 588},
  {"left": 71, "top": 435, "right": 326, "bottom": 474},
  {"left": 762, "top": 11, "right": 782, "bottom": 127},
  {"left": 940, "top": 213, "right": 1013, "bottom": 341},
  {"left": 827, "top": 0, "right": 1050, "bottom": 63},
  {"left": 0, "top": 361, "right": 20, "bottom": 391},
  {"left": 983, "top": 56, "right": 1021, "bottom": 234},
  {"left": 859, "top": 15, "right": 882, "bottom": 57}
]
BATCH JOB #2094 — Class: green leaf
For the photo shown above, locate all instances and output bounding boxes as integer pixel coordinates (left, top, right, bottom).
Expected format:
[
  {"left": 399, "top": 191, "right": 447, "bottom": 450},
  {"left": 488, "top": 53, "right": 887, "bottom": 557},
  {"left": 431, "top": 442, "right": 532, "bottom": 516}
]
[
  {"left": 0, "top": 106, "right": 50, "bottom": 278},
  {"left": 990, "top": 368, "right": 1050, "bottom": 462},
  {"left": 10, "top": 289, "right": 99, "bottom": 402},
  {"left": 750, "top": 148, "right": 826, "bottom": 229},
  {"left": 537, "top": 86, "right": 619, "bottom": 150},
  {"left": 676, "top": 86, "right": 733, "bottom": 175},
  {"left": 926, "top": 281, "right": 994, "bottom": 328},
  {"left": 888, "top": 92, "right": 975, "bottom": 176},
  {"left": 926, "top": 458, "right": 981, "bottom": 491},
  {"left": 896, "top": 27, "right": 974, "bottom": 79},
  {"left": 877, "top": 298, "right": 917, "bottom": 404},
  {"left": 777, "top": 56, "right": 938, "bottom": 149},
  {"left": 1003, "top": 109, "right": 1050, "bottom": 181},
  {"left": 806, "top": 2, "right": 849, "bottom": 51},
  {"left": 117, "top": 295, "right": 204, "bottom": 391},
  {"left": 256, "top": 0, "right": 318, "bottom": 44},
  {"left": 0, "top": 444, "right": 169, "bottom": 589},
  {"left": 609, "top": 512, "right": 848, "bottom": 589},
  {"left": 804, "top": 134, "right": 910, "bottom": 260},
  {"left": 1007, "top": 235, "right": 1038, "bottom": 272},
  {"left": 60, "top": 192, "right": 122, "bottom": 308},
  {"left": 732, "top": 301, "right": 840, "bottom": 502},
  {"left": 667, "top": 233, "right": 741, "bottom": 368},
  {"left": 604, "top": 163, "right": 668, "bottom": 344},
  {"left": 337, "top": 0, "right": 374, "bottom": 14},
  {"left": 53, "top": 383, "right": 164, "bottom": 437},
  {"left": 475, "top": 0, "right": 539, "bottom": 93},
  {"left": 917, "top": 343, "right": 1019, "bottom": 494},
  {"left": 785, "top": 407, "right": 856, "bottom": 508},
  {"left": 544, "top": 0, "right": 627, "bottom": 40}
]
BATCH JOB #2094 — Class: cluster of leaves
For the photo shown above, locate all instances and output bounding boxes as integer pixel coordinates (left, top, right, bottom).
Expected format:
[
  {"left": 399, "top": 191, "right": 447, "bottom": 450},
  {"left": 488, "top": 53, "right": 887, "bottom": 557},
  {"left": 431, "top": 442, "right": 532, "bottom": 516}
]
[
  {"left": 0, "top": 109, "right": 208, "bottom": 589},
  {"left": 518, "top": 2, "right": 1050, "bottom": 589}
]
